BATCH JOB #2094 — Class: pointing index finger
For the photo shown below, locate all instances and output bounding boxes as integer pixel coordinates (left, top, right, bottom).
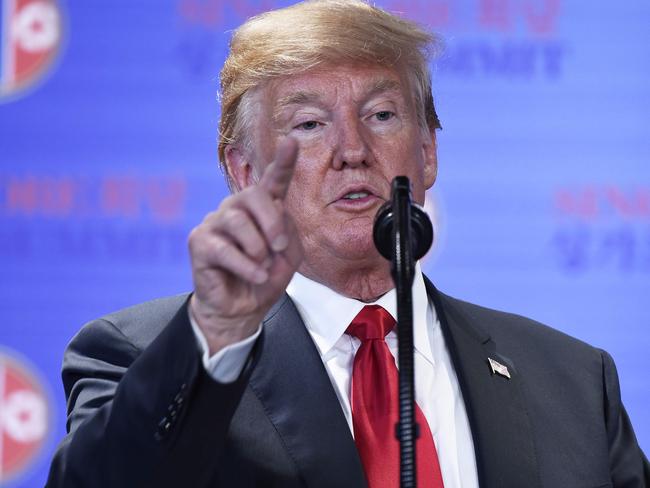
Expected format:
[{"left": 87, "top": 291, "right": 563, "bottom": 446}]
[{"left": 259, "top": 138, "right": 298, "bottom": 201}]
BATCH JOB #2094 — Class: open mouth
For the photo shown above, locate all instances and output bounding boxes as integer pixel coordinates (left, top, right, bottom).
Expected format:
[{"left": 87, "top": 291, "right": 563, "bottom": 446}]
[
  {"left": 329, "top": 182, "right": 386, "bottom": 209},
  {"left": 332, "top": 187, "right": 384, "bottom": 209},
  {"left": 342, "top": 191, "right": 371, "bottom": 200}
]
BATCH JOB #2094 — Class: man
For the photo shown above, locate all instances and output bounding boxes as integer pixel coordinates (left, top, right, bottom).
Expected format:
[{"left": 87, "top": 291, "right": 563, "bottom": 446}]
[{"left": 47, "top": 1, "right": 648, "bottom": 487}]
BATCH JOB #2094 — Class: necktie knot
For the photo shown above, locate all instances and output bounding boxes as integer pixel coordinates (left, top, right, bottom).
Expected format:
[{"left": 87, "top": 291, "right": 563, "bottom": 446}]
[{"left": 346, "top": 305, "right": 395, "bottom": 341}]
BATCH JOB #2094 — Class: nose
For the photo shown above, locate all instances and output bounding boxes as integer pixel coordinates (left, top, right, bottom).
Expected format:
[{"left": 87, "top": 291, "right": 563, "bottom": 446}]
[{"left": 332, "top": 114, "right": 370, "bottom": 170}]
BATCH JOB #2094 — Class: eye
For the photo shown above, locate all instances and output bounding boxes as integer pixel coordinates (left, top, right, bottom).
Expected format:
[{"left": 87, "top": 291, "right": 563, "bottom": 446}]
[
  {"left": 374, "top": 111, "right": 394, "bottom": 121},
  {"left": 296, "top": 120, "right": 320, "bottom": 131}
]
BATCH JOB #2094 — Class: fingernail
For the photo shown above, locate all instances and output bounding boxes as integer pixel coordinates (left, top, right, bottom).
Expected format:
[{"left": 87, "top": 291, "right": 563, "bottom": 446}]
[
  {"left": 254, "top": 270, "right": 268, "bottom": 283},
  {"left": 272, "top": 234, "right": 289, "bottom": 251}
]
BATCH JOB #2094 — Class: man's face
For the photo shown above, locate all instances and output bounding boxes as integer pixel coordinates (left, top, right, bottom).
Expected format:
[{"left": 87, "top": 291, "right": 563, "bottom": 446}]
[{"left": 239, "top": 64, "right": 437, "bottom": 278}]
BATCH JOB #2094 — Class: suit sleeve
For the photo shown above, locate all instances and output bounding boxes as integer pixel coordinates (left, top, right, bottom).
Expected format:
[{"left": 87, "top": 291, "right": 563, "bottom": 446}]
[
  {"left": 46, "top": 299, "right": 256, "bottom": 488},
  {"left": 600, "top": 350, "right": 650, "bottom": 487}
]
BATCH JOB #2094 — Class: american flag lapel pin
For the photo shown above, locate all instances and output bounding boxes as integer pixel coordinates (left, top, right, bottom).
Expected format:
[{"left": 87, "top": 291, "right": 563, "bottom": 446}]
[{"left": 488, "top": 357, "right": 511, "bottom": 379}]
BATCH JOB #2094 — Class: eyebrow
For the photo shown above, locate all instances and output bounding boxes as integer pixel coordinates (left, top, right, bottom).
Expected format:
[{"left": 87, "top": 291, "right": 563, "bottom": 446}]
[
  {"left": 365, "top": 78, "right": 402, "bottom": 99},
  {"left": 276, "top": 90, "right": 324, "bottom": 109},
  {"left": 273, "top": 78, "right": 404, "bottom": 121}
]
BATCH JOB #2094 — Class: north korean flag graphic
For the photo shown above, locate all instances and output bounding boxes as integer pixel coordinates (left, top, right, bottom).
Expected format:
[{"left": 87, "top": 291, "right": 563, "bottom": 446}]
[
  {"left": 0, "top": 351, "right": 51, "bottom": 485},
  {"left": 0, "top": 0, "right": 62, "bottom": 100}
]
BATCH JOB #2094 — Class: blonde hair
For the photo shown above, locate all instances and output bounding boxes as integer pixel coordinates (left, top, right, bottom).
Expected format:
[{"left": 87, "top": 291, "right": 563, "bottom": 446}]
[{"left": 218, "top": 0, "right": 442, "bottom": 176}]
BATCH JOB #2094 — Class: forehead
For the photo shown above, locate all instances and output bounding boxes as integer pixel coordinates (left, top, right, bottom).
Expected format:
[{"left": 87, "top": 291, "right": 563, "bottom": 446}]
[{"left": 264, "top": 64, "right": 409, "bottom": 108}]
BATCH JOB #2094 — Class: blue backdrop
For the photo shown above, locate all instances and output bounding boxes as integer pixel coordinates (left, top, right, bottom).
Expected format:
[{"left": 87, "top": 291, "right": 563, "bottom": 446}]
[{"left": 0, "top": 1, "right": 648, "bottom": 486}]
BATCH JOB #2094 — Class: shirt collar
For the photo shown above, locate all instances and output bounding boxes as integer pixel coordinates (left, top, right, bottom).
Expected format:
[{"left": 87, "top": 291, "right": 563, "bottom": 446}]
[{"left": 285, "top": 263, "right": 435, "bottom": 365}]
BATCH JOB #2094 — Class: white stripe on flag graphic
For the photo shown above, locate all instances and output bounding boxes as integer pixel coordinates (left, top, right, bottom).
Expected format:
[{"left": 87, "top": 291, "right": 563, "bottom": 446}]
[{"left": 1, "top": 0, "right": 17, "bottom": 92}]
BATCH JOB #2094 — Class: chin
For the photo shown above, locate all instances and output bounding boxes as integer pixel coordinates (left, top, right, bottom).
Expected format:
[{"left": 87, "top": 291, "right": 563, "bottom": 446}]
[{"left": 331, "top": 227, "right": 379, "bottom": 261}]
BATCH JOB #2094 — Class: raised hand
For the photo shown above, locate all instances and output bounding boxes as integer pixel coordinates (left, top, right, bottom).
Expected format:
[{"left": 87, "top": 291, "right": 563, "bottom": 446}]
[{"left": 188, "top": 138, "right": 303, "bottom": 354}]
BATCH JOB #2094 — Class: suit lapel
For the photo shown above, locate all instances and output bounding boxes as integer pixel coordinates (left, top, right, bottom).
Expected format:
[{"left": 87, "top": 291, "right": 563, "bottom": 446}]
[
  {"left": 425, "top": 278, "right": 541, "bottom": 488},
  {"left": 249, "top": 295, "right": 367, "bottom": 488}
]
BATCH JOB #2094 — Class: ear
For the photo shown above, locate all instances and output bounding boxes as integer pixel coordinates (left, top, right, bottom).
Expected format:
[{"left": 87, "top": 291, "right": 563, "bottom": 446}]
[
  {"left": 224, "top": 145, "right": 257, "bottom": 192},
  {"left": 422, "top": 127, "right": 438, "bottom": 189}
]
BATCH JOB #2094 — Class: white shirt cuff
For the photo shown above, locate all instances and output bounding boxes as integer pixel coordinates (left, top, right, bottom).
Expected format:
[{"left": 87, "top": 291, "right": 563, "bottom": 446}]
[{"left": 189, "top": 309, "right": 262, "bottom": 383}]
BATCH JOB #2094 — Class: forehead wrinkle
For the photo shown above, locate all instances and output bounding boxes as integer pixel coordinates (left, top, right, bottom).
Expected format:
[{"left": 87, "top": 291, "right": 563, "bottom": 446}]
[
  {"left": 273, "top": 90, "right": 328, "bottom": 122},
  {"left": 350, "top": 77, "right": 406, "bottom": 108},
  {"left": 277, "top": 90, "right": 324, "bottom": 107},
  {"left": 366, "top": 78, "right": 402, "bottom": 98}
]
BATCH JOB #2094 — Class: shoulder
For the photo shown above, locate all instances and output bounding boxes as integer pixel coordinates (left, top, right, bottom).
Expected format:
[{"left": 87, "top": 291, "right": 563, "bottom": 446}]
[
  {"left": 102, "top": 293, "right": 190, "bottom": 335},
  {"left": 434, "top": 290, "right": 615, "bottom": 416},
  {"left": 440, "top": 292, "right": 590, "bottom": 344},
  {"left": 70, "top": 293, "right": 191, "bottom": 354},
  {"left": 435, "top": 290, "right": 605, "bottom": 369}
]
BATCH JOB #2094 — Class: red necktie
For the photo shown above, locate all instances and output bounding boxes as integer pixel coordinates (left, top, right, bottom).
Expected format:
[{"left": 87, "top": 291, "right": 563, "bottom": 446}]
[{"left": 347, "top": 305, "right": 445, "bottom": 488}]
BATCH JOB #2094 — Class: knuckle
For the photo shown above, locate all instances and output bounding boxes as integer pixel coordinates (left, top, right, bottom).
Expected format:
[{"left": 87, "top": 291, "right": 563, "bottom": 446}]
[
  {"left": 187, "top": 225, "right": 204, "bottom": 252},
  {"left": 254, "top": 200, "right": 281, "bottom": 231},
  {"left": 219, "top": 192, "right": 240, "bottom": 209},
  {"left": 248, "top": 238, "right": 267, "bottom": 259},
  {"left": 202, "top": 209, "right": 220, "bottom": 224},
  {"left": 239, "top": 185, "right": 262, "bottom": 203},
  {"left": 211, "top": 238, "right": 230, "bottom": 262},
  {"left": 247, "top": 182, "right": 273, "bottom": 202},
  {"left": 223, "top": 208, "right": 245, "bottom": 229},
  {"left": 265, "top": 210, "right": 285, "bottom": 235}
]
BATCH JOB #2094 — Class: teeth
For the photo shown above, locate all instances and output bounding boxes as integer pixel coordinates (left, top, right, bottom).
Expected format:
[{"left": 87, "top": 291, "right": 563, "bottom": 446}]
[{"left": 344, "top": 191, "right": 369, "bottom": 200}]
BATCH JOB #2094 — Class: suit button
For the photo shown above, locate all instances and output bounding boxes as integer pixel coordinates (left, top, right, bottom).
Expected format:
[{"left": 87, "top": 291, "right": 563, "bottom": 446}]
[
  {"left": 174, "top": 391, "right": 185, "bottom": 410},
  {"left": 154, "top": 416, "right": 172, "bottom": 441}
]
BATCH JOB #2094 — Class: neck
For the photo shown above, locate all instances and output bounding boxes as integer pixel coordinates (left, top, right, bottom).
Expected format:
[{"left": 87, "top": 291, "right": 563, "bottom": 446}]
[{"left": 298, "top": 258, "right": 393, "bottom": 302}]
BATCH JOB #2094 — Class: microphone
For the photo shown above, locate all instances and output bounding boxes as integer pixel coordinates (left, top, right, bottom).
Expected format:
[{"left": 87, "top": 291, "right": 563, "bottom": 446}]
[{"left": 373, "top": 176, "right": 433, "bottom": 261}]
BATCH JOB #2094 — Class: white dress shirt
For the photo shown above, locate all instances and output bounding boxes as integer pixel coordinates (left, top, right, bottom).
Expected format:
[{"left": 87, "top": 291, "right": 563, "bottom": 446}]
[{"left": 190, "top": 266, "right": 479, "bottom": 488}]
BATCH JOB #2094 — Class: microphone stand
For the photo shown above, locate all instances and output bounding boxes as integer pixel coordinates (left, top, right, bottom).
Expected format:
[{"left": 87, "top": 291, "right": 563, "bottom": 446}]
[
  {"left": 373, "top": 176, "right": 433, "bottom": 488},
  {"left": 392, "top": 177, "right": 418, "bottom": 488}
]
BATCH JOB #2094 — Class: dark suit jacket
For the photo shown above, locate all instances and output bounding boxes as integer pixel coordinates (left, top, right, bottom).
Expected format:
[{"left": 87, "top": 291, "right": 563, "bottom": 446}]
[{"left": 47, "top": 280, "right": 649, "bottom": 487}]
